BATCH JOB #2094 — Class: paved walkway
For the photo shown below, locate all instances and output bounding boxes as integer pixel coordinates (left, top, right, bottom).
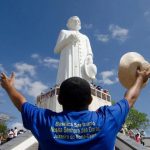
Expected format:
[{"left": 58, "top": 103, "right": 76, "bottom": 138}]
[{"left": 1, "top": 131, "right": 150, "bottom": 150}]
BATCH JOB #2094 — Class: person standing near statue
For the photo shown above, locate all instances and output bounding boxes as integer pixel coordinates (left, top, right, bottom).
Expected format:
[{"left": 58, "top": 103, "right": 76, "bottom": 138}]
[
  {"left": 54, "top": 16, "right": 97, "bottom": 84},
  {"left": 1, "top": 68, "right": 150, "bottom": 149}
]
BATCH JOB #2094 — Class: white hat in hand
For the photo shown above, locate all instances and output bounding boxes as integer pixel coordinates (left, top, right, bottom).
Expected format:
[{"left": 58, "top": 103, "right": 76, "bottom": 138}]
[{"left": 118, "top": 52, "right": 150, "bottom": 89}]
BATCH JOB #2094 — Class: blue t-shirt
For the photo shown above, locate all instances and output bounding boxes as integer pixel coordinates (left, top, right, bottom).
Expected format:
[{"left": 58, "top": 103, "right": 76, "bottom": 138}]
[{"left": 21, "top": 99, "right": 129, "bottom": 150}]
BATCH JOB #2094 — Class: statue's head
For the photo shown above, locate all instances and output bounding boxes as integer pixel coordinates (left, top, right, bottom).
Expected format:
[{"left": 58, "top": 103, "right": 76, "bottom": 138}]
[{"left": 67, "top": 16, "right": 81, "bottom": 31}]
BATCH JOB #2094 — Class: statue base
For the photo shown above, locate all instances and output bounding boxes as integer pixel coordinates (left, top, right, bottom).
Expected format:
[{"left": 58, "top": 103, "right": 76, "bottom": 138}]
[{"left": 36, "top": 85, "right": 111, "bottom": 112}]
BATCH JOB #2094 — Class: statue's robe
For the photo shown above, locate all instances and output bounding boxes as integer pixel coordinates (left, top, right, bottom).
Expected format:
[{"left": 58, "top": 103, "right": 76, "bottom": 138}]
[{"left": 54, "top": 29, "right": 93, "bottom": 84}]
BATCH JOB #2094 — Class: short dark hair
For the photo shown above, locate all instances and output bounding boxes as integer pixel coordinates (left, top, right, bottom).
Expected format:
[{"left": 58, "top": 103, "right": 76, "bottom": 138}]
[{"left": 58, "top": 77, "right": 92, "bottom": 109}]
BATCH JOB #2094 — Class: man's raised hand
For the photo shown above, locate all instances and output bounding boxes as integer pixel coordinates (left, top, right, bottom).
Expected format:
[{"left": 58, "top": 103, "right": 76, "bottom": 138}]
[
  {"left": 137, "top": 68, "right": 150, "bottom": 84},
  {"left": 0, "top": 72, "right": 15, "bottom": 89}
]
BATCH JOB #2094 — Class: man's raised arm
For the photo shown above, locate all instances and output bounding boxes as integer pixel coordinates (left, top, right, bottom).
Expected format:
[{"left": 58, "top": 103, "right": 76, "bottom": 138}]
[
  {"left": 125, "top": 69, "right": 150, "bottom": 108},
  {"left": 0, "top": 72, "right": 26, "bottom": 112}
]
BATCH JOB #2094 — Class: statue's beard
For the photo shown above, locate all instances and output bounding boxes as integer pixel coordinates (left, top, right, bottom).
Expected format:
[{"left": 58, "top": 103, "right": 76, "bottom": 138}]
[
  {"left": 74, "top": 25, "right": 81, "bottom": 31},
  {"left": 68, "top": 25, "right": 81, "bottom": 31}
]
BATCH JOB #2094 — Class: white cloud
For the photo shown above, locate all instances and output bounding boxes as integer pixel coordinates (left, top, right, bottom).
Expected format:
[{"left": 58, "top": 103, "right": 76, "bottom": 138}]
[
  {"left": 15, "top": 77, "right": 31, "bottom": 90},
  {"left": 95, "top": 34, "right": 109, "bottom": 42},
  {"left": 31, "top": 54, "right": 59, "bottom": 69},
  {"left": 109, "top": 24, "right": 129, "bottom": 42},
  {"left": 14, "top": 63, "right": 36, "bottom": 77},
  {"left": 43, "top": 57, "right": 59, "bottom": 68},
  {"left": 0, "top": 113, "right": 10, "bottom": 121},
  {"left": 99, "top": 70, "right": 118, "bottom": 85},
  {"left": 13, "top": 62, "right": 48, "bottom": 98},
  {"left": 83, "top": 23, "right": 93, "bottom": 29},
  {"left": 14, "top": 76, "right": 48, "bottom": 98},
  {"left": 95, "top": 24, "right": 129, "bottom": 43},
  {"left": 31, "top": 53, "right": 42, "bottom": 63},
  {"left": 27, "top": 81, "right": 48, "bottom": 97},
  {"left": 31, "top": 53, "right": 40, "bottom": 59}
]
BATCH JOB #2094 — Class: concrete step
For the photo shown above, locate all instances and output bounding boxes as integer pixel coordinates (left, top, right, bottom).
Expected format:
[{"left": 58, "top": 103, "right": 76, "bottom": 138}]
[{"left": 26, "top": 143, "right": 39, "bottom": 150}]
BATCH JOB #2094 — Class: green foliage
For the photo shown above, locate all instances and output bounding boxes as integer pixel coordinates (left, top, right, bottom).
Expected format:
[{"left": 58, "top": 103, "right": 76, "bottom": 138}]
[
  {"left": 0, "top": 122, "right": 7, "bottom": 135},
  {"left": 126, "top": 107, "right": 150, "bottom": 130},
  {"left": 112, "top": 100, "right": 150, "bottom": 130}
]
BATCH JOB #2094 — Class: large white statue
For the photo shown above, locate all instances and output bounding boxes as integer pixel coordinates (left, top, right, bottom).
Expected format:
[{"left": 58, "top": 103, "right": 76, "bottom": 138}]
[{"left": 54, "top": 16, "right": 97, "bottom": 84}]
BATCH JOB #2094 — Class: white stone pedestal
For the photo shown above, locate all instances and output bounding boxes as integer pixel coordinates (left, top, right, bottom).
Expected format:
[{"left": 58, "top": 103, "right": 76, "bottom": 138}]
[{"left": 37, "top": 85, "right": 111, "bottom": 112}]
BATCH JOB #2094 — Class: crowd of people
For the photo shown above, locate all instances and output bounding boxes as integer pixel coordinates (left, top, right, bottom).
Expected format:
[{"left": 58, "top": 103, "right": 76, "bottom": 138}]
[
  {"left": 7, "top": 127, "right": 18, "bottom": 141},
  {"left": 0, "top": 127, "right": 25, "bottom": 145},
  {"left": 91, "top": 83, "right": 110, "bottom": 94},
  {"left": 121, "top": 127, "right": 146, "bottom": 146},
  {"left": 131, "top": 129, "right": 145, "bottom": 145}
]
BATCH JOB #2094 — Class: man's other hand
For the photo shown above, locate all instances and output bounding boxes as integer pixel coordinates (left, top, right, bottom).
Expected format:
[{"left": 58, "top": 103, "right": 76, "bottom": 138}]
[{"left": 137, "top": 68, "right": 150, "bottom": 84}]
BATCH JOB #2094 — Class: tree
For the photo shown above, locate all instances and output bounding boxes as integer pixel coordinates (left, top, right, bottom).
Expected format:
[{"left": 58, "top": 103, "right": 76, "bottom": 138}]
[
  {"left": 0, "top": 113, "right": 10, "bottom": 137},
  {"left": 125, "top": 107, "right": 150, "bottom": 130},
  {"left": 0, "top": 122, "right": 7, "bottom": 135},
  {"left": 112, "top": 100, "right": 150, "bottom": 130}
]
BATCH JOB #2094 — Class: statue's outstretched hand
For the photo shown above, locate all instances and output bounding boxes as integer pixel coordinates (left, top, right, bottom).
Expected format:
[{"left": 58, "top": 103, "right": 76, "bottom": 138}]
[{"left": 0, "top": 72, "right": 15, "bottom": 89}]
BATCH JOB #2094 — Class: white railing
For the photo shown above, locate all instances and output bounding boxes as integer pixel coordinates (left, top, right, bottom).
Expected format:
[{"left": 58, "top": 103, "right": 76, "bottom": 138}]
[{"left": 37, "top": 85, "right": 111, "bottom": 106}]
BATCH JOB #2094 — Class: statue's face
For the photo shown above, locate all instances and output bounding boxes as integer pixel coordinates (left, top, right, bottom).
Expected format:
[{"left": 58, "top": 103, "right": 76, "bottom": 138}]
[{"left": 67, "top": 16, "right": 81, "bottom": 31}]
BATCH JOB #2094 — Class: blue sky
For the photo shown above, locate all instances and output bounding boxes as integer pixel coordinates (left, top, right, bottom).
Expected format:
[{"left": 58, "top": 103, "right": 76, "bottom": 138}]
[{"left": 0, "top": 0, "right": 150, "bottom": 132}]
